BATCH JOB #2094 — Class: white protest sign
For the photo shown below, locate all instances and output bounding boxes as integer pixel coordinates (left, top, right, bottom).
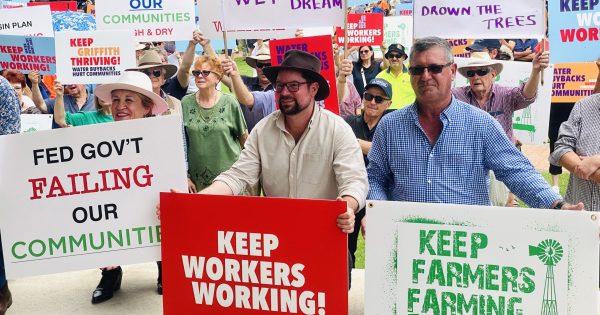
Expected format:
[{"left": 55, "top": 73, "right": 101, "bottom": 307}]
[
  {"left": 198, "top": 0, "right": 294, "bottom": 40},
  {"left": 95, "top": 0, "right": 196, "bottom": 41},
  {"left": 20, "top": 114, "right": 53, "bottom": 133},
  {"left": 414, "top": 0, "right": 545, "bottom": 39},
  {"left": 55, "top": 31, "right": 137, "bottom": 84},
  {"left": 383, "top": 16, "right": 413, "bottom": 51},
  {"left": 0, "top": 115, "right": 187, "bottom": 278},
  {"left": 365, "top": 201, "right": 598, "bottom": 314},
  {"left": 221, "top": 0, "right": 344, "bottom": 31},
  {"left": 453, "top": 58, "right": 552, "bottom": 145},
  {"left": 0, "top": 5, "right": 53, "bottom": 37}
]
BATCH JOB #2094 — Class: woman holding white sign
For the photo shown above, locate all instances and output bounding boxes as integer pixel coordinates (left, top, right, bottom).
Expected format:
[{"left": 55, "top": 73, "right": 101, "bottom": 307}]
[{"left": 88, "top": 71, "right": 168, "bottom": 304}]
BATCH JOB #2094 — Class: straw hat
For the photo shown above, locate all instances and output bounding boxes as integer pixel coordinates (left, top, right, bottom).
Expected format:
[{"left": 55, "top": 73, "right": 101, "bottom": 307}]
[
  {"left": 262, "top": 50, "right": 329, "bottom": 101},
  {"left": 126, "top": 50, "right": 177, "bottom": 79},
  {"left": 245, "top": 45, "right": 271, "bottom": 68},
  {"left": 94, "top": 71, "right": 168, "bottom": 115},
  {"left": 457, "top": 52, "right": 503, "bottom": 78}
]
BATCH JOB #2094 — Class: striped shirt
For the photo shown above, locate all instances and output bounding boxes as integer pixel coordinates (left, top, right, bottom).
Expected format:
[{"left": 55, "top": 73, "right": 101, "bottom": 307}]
[
  {"left": 550, "top": 94, "right": 600, "bottom": 211},
  {"left": 452, "top": 83, "right": 536, "bottom": 143},
  {"left": 367, "top": 97, "right": 559, "bottom": 209}
]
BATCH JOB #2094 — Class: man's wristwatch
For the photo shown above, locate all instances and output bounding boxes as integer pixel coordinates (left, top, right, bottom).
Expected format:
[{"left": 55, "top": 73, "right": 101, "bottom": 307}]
[{"left": 552, "top": 200, "right": 566, "bottom": 210}]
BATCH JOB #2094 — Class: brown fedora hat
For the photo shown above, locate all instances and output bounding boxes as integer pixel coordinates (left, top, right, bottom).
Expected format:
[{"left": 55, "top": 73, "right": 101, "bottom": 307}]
[
  {"left": 262, "top": 49, "right": 330, "bottom": 101},
  {"left": 126, "top": 50, "right": 177, "bottom": 79}
]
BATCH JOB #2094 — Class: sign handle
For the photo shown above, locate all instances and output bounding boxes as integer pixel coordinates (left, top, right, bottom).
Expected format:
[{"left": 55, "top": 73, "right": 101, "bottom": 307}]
[
  {"left": 222, "top": 31, "right": 229, "bottom": 58},
  {"left": 343, "top": 0, "right": 348, "bottom": 59},
  {"left": 540, "top": 38, "right": 546, "bottom": 86}
]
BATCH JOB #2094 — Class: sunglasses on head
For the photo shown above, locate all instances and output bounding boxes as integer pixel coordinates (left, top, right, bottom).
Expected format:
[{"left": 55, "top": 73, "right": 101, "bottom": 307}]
[
  {"left": 465, "top": 68, "right": 491, "bottom": 78},
  {"left": 364, "top": 92, "right": 390, "bottom": 104},
  {"left": 142, "top": 69, "right": 162, "bottom": 78},
  {"left": 408, "top": 63, "right": 453, "bottom": 75},
  {"left": 191, "top": 70, "right": 213, "bottom": 78},
  {"left": 255, "top": 62, "right": 271, "bottom": 69}
]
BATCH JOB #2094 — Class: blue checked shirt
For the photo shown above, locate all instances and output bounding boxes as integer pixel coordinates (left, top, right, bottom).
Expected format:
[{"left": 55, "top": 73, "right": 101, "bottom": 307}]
[{"left": 367, "top": 97, "right": 559, "bottom": 209}]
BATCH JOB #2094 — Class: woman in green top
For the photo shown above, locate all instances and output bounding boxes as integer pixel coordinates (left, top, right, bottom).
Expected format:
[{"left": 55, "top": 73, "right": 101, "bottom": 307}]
[
  {"left": 52, "top": 80, "right": 113, "bottom": 127},
  {"left": 182, "top": 55, "right": 248, "bottom": 192}
]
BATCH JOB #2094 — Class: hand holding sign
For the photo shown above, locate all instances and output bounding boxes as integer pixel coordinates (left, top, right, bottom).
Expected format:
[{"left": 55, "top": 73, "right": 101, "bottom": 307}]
[
  {"left": 27, "top": 70, "right": 40, "bottom": 85},
  {"left": 532, "top": 51, "right": 550, "bottom": 71},
  {"left": 336, "top": 197, "right": 355, "bottom": 234},
  {"left": 221, "top": 58, "right": 239, "bottom": 77}
]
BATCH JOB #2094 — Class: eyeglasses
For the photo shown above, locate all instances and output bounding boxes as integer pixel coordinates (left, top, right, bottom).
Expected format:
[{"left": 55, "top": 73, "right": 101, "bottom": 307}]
[
  {"left": 191, "top": 70, "right": 214, "bottom": 78},
  {"left": 359, "top": 50, "right": 371, "bottom": 54},
  {"left": 387, "top": 53, "right": 404, "bottom": 60},
  {"left": 274, "top": 81, "right": 312, "bottom": 93},
  {"left": 152, "top": 42, "right": 163, "bottom": 46},
  {"left": 364, "top": 92, "right": 390, "bottom": 104},
  {"left": 142, "top": 69, "right": 163, "bottom": 78},
  {"left": 465, "top": 68, "right": 491, "bottom": 78},
  {"left": 255, "top": 62, "right": 271, "bottom": 69},
  {"left": 408, "top": 63, "right": 453, "bottom": 75}
]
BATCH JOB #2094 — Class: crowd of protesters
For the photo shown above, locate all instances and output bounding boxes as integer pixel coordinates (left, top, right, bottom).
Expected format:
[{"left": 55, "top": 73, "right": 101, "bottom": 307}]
[{"left": 1, "top": 18, "right": 600, "bottom": 313}]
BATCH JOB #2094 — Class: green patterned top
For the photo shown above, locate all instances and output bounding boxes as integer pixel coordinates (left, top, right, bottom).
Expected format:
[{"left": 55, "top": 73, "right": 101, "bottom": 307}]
[{"left": 182, "top": 92, "right": 247, "bottom": 190}]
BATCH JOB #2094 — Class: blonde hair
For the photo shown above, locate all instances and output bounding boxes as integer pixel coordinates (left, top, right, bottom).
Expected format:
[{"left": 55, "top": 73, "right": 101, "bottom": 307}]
[{"left": 193, "top": 55, "right": 224, "bottom": 78}]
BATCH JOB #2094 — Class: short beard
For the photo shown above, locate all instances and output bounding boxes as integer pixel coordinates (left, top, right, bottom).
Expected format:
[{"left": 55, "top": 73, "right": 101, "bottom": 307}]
[{"left": 279, "top": 96, "right": 304, "bottom": 116}]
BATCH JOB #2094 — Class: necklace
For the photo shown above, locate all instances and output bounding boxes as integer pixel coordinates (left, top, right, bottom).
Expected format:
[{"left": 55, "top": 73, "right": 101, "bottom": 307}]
[{"left": 196, "top": 91, "right": 219, "bottom": 122}]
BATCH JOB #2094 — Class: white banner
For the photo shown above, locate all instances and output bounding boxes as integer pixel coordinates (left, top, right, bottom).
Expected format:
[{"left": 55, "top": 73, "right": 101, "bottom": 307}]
[
  {"left": 221, "top": 0, "right": 344, "bottom": 31},
  {"left": 413, "top": 0, "right": 545, "bottom": 39},
  {"left": 95, "top": 0, "right": 196, "bottom": 41},
  {"left": 0, "top": 115, "right": 187, "bottom": 278},
  {"left": 55, "top": 30, "right": 137, "bottom": 84},
  {"left": 20, "top": 114, "right": 53, "bottom": 133},
  {"left": 198, "top": 0, "right": 294, "bottom": 40},
  {"left": 0, "top": 5, "right": 53, "bottom": 37},
  {"left": 365, "top": 201, "right": 598, "bottom": 314},
  {"left": 453, "top": 58, "right": 552, "bottom": 145}
]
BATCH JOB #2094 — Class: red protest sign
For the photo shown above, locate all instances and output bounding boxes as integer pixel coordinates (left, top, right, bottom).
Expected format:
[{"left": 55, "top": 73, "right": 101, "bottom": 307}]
[
  {"left": 336, "top": 13, "right": 384, "bottom": 46},
  {"left": 28, "top": 1, "right": 77, "bottom": 12},
  {"left": 269, "top": 35, "right": 340, "bottom": 115},
  {"left": 160, "top": 193, "right": 349, "bottom": 315}
]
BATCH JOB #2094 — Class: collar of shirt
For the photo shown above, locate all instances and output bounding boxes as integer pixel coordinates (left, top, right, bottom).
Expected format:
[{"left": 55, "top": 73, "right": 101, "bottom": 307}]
[{"left": 408, "top": 96, "right": 460, "bottom": 125}]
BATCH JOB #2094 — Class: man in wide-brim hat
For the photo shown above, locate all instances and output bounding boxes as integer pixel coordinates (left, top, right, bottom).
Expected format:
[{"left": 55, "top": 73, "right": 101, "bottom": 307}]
[
  {"left": 198, "top": 49, "right": 368, "bottom": 289},
  {"left": 453, "top": 49, "right": 549, "bottom": 207}
]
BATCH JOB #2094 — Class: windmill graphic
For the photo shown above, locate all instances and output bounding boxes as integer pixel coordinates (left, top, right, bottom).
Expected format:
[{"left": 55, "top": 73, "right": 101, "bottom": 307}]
[{"left": 529, "top": 239, "right": 564, "bottom": 315}]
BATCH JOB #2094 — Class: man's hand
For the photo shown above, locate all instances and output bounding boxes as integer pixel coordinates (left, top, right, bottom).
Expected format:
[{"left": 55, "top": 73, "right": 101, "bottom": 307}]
[
  {"left": 575, "top": 155, "right": 600, "bottom": 180},
  {"left": 336, "top": 197, "right": 355, "bottom": 234},
  {"left": 54, "top": 81, "right": 64, "bottom": 97},
  {"left": 221, "top": 58, "right": 239, "bottom": 77},
  {"left": 532, "top": 51, "right": 549, "bottom": 71},
  {"left": 28, "top": 70, "right": 40, "bottom": 85},
  {"left": 561, "top": 202, "right": 585, "bottom": 211},
  {"left": 155, "top": 188, "right": 184, "bottom": 220}
]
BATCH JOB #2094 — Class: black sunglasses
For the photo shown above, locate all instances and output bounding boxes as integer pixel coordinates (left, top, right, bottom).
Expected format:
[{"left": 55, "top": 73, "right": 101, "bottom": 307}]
[
  {"left": 465, "top": 68, "right": 491, "bottom": 78},
  {"left": 359, "top": 49, "right": 371, "bottom": 54},
  {"left": 152, "top": 42, "right": 163, "bottom": 46},
  {"left": 364, "top": 92, "right": 390, "bottom": 104},
  {"left": 191, "top": 70, "right": 213, "bottom": 78},
  {"left": 408, "top": 63, "right": 453, "bottom": 75},
  {"left": 142, "top": 69, "right": 162, "bottom": 78},
  {"left": 387, "top": 53, "right": 404, "bottom": 60},
  {"left": 255, "top": 62, "right": 271, "bottom": 69}
]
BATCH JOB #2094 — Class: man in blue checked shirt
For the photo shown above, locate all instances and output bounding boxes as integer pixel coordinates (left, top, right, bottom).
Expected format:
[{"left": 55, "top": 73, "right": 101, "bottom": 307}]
[{"left": 366, "top": 37, "right": 584, "bottom": 211}]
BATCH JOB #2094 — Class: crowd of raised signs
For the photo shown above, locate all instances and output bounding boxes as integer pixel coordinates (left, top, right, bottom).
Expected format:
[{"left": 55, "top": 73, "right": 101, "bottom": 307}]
[{"left": 1, "top": 0, "right": 600, "bottom": 313}]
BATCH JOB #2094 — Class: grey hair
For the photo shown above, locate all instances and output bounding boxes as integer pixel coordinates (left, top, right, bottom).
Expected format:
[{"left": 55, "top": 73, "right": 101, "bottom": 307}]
[{"left": 409, "top": 37, "right": 454, "bottom": 64}]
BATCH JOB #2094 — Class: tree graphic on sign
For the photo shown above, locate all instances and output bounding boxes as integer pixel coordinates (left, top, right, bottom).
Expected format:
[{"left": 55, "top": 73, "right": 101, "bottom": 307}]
[{"left": 529, "top": 239, "right": 563, "bottom": 315}]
